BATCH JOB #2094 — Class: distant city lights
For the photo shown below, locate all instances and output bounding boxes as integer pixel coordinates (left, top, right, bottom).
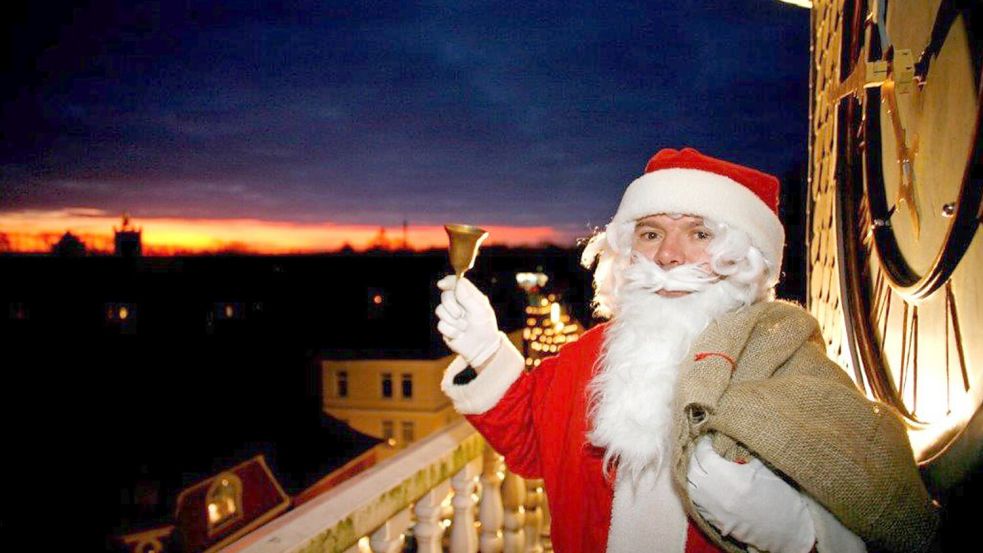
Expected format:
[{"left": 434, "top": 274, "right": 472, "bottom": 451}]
[{"left": 519, "top": 281, "right": 582, "bottom": 369}]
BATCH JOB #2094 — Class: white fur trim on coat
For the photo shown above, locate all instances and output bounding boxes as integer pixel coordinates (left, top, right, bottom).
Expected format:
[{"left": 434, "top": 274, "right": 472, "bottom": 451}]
[
  {"left": 607, "top": 465, "right": 688, "bottom": 553},
  {"left": 611, "top": 168, "right": 785, "bottom": 284},
  {"left": 441, "top": 332, "right": 525, "bottom": 415}
]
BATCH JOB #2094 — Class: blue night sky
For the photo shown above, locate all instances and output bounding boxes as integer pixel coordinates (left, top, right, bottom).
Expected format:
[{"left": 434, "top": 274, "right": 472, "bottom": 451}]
[{"left": 1, "top": 1, "right": 810, "bottom": 243}]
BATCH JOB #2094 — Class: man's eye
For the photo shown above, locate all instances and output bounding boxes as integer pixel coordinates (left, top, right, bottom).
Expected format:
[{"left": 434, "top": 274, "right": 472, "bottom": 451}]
[
  {"left": 694, "top": 230, "right": 712, "bottom": 240},
  {"left": 640, "top": 231, "right": 660, "bottom": 240}
]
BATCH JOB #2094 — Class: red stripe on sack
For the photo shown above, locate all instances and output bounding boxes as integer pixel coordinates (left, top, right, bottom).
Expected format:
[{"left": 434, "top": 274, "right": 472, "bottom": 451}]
[{"left": 693, "top": 352, "right": 736, "bottom": 372}]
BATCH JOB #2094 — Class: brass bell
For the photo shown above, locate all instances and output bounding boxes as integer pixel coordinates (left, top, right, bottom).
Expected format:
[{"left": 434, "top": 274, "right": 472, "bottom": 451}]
[{"left": 444, "top": 224, "right": 489, "bottom": 279}]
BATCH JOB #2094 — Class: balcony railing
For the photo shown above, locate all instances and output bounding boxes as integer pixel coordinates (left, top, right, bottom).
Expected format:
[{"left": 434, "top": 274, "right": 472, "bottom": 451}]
[{"left": 221, "top": 419, "right": 549, "bottom": 553}]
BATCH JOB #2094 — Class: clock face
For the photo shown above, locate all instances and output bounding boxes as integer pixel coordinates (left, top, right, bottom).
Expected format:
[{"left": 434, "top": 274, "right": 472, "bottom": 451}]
[
  {"left": 870, "top": 1, "right": 982, "bottom": 293},
  {"left": 832, "top": 0, "right": 982, "bottom": 462}
]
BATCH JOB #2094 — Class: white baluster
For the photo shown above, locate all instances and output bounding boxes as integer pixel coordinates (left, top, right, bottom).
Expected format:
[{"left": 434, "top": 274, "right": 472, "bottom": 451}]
[
  {"left": 342, "top": 537, "right": 371, "bottom": 553},
  {"left": 501, "top": 468, "right": 526, "bottom": 553},
  {"left": 523, "top": 479, "right": 544, "bottom": 553},
  {"left": 450, "top": 458, "right": 482, "bottom": 553},
  {"left": 479, "top": 445, "right": 504, "bottom": 553},
  {"left": 540, "top": 485, "right": 551, "bottom": 552},
  {"left": 414, "top": 480, "right": 451, "bottom": 553},
  {"left": 369, "top": 507, "right": 411, "bottom": 553}
]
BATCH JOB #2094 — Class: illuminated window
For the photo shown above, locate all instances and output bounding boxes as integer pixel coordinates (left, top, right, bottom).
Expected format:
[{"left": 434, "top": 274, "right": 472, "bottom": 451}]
[
  {"left": 205, "top": 472, "right": 243, "bottom": 535},
  {"left": 402, "top": 421, "right": 414, "bottom": 443},
  {"left": 382, "top": 420, "right": 394, "bottom": 440},
  {"left": 105, "top": 303, "right": 137, "bottom": 334},
  {"left": 135, "top": 541, "right": 163, "bottom": 553},
  {"left": 106, "top": 302, "right": 136, "bottom": 322},
  {"left": 381, "top": 373, "right": 393, "bottom": 398},
  {"left": 367, "top": 287, "right": 386, "bottom": 320},
  {"left": 401, "top": 373, "right": 413, "bottom": 399},
  {"left": 337, "top": 371, "right": 348, "bottom": 398},
  {"left": 215, "top": 302, "right": 243, "bottom": 321}
]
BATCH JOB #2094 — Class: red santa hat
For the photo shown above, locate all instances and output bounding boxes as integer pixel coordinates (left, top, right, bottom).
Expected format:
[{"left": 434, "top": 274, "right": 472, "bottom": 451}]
[{"left": 609, "top": 147, "right": 785, "bottom": 283}]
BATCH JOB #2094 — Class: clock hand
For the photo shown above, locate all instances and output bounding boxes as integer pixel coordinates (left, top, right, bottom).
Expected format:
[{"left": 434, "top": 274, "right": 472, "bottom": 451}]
[
  {"left": 881, "top": 63, "right": 921, "bottom": 240},
  {"left": 829, "top": 13, "right": 921, "bottom": 239}
]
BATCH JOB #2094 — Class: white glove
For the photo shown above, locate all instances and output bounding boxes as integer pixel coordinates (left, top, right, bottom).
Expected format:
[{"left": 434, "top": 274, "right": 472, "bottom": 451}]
[
  {"left": 435, "top": 275, "right": 501, "bottom": 368},
  {"left": 687, "top": 436, "right": 816, "bottom": 553}
]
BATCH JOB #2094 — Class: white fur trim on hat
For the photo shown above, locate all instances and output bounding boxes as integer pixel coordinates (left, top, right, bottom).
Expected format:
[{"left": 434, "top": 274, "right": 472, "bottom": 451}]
[{"left": 611, "top": 168, "right": 785, "bottom": 282}]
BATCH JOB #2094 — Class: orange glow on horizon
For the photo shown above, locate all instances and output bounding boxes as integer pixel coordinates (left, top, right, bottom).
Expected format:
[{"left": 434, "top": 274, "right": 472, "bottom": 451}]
[{"left": 0, "top": 208, "right": 573, "bottom": 254}]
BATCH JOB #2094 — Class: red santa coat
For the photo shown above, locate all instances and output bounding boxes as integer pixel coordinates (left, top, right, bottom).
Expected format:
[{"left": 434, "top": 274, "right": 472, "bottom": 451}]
[{"left": 443, "top": 324, "right": 724, "bottom": 553}]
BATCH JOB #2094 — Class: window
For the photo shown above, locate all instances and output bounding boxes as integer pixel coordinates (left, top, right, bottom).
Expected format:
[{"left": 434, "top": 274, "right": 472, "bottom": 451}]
[
  {"left": 337, "top": 371, "right": 348, "bottom": 398},
  {"left": 214, "top": 302, "right": 244, "bottom": 320},
  {"left": 135, "top": 541, "right": 161, "bottom": 553},
  {"left": 382, "top": 420, "right": 394, "bottom": 441},
  {"left": 401, "top": 421, "right": 414, "bottom": 444},
  {"left": 205, "top": 472, "right": 243, "bottom": 535},
  {"left": 401, "top": 373, "right": 413, "bottom": 399},
  {"left": 367, "top": 287, "right": 386, "bottom": 320},
  {"left": 106, "top": 302, "right": 136, "bottom": 322},
  {"left": 105, "top": 302, "right": 138, "bottom": 334},
  {"left": 381, "top": 373, "right": 393, "bottom": 398}
]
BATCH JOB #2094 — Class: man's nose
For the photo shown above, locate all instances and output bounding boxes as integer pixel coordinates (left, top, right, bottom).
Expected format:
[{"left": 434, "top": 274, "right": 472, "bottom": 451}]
[{"left": 655, "top": 236, "right": 684, "bottom": 268}]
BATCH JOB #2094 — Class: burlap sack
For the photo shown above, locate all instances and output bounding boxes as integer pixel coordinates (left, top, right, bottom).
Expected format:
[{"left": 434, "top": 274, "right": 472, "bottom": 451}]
[{"left": 671, "top": 301, "right": 938, "bottom": 553}]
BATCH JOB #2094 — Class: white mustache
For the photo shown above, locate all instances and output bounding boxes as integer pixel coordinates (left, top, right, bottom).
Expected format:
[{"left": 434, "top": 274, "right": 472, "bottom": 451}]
[{"left": 623, "top": 253, "right": 719, "bottom": 294}]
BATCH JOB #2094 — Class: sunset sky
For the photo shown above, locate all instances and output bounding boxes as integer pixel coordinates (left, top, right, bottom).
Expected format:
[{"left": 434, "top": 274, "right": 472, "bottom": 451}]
[{"left": 1, "top": 1, "right": 810, "bottom": 253}]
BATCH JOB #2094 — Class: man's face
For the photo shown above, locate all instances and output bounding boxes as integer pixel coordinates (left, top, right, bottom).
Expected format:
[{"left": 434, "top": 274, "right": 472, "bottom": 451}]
[{"left": 632, "top": 214, "right": 714, "bottom": 297}]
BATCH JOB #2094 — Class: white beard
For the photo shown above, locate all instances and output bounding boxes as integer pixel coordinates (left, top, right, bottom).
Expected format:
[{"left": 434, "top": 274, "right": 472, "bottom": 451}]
[{"left": 586, "top": 256, "right": 753, "bottom": 483}]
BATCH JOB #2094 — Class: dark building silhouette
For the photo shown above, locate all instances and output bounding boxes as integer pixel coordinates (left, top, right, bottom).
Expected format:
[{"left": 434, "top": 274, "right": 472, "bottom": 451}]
[
  {"left": 0, "top": 248, "right": 595, "bottom": 551},
  {"left": 114, "top": 214, "right": 142, "bottom": 258},
  {"left": 52, "top": 231, "right": 86, "bottom": 257}
]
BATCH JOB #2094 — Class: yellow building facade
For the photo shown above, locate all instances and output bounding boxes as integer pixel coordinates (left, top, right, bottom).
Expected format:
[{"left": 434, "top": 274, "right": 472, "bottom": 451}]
[
  {"left": 322, "top": 333, "right": 527, "bottom": 459},
  {"left": 322, "top": 356, "right": 461, "bottom": 457}
]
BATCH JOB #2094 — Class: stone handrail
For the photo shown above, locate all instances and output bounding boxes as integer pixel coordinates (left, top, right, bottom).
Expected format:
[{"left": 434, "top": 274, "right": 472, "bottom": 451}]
[{"left": 220, "top": 419, "right": 546, "bottom": 553}]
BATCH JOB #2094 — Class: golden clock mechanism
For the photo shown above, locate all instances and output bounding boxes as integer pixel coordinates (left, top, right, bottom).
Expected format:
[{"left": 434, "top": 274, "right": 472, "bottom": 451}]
[{"left": 808, "top": 0, "right": 982, "bottom": 539}]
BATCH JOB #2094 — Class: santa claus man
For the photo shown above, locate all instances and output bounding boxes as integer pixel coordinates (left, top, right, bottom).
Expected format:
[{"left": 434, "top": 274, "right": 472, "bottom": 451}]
[{"left": 435, "top": 148, "right": 937, "bottom": 553}]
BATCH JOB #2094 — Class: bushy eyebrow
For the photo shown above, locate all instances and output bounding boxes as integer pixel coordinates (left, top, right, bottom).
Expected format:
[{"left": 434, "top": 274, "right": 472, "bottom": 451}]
[{"left": 634, "top": 217, "right": 706, "bottom": 230}]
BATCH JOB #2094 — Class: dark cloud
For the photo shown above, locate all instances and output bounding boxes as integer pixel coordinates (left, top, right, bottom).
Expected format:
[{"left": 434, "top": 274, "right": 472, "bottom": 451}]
[{"left": 1, "top": 0, "right": 810, "bottom": 228}]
